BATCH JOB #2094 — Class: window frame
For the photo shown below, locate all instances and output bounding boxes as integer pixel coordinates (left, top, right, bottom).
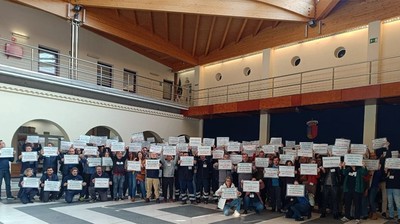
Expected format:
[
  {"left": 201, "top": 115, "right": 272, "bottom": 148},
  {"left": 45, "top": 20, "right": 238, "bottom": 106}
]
[{"left": 38, "top": 45, "right": 60, "bottom": 76}]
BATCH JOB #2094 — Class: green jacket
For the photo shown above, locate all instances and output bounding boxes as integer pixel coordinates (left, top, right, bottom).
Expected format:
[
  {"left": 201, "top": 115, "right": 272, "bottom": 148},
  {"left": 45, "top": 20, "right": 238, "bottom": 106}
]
[{"left": 342, "top": 167, "right": 368, "bottom": 193}]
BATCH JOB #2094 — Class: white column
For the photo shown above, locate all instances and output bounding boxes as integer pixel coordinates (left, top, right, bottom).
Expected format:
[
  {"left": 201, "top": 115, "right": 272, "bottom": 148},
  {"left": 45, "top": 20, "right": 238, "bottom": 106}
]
[
  {"left": 367, "top": 21, "right": 383, "bottom": 84},
  {"left": 363, "top": 99, "right": 377, "bottom": 149},
  {"left": 259, "top": 49, "right": 273, "bottom": 144}
]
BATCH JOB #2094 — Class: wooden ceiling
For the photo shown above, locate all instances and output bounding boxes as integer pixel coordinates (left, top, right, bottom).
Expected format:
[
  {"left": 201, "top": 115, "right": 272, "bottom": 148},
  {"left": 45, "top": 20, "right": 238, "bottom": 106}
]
[{"left": 12, "top": 0, "right": 341, "bottom": 71}]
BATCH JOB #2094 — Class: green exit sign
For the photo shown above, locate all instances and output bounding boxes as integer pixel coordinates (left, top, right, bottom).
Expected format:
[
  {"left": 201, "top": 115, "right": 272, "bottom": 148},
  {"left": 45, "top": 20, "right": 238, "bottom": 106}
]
[{"left": 370, "top": 37, "right": 378, "bottom": 44}]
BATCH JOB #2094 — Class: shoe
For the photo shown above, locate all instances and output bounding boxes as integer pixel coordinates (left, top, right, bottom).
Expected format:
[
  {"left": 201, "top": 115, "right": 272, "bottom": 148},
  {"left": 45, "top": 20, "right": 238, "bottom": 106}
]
[
  {"left": 119, "top": 197, "right": 123, "bottom": 201},
  {"left": 169, "top": 199, "right": 174, "bottom": 203},
  {"left": 89, "top": 199, "right": 96, "bottom": 203},
  {"left": 320, "top": 213, "right": 326, "bottom": 218},
  {"left": 156, "top": 198, "right": 160, "bottom": 203},
  {"left": 28, "top": 200, "right": 34, "bottom": 203},
  {"left": 233, "top": 210, "right": 241, "bottom": 217},
  {"left": 243, "top": 210, "right": 248, "bottom": 214},
  {"left": 341, "top": 217, "right": 350, "bottom": 222},
  {"left": 7, "top": 196, "right": 16, "bottom": 200},
  {"left": 145, "top": 198, "right": 150, "bottom": 203},
  {"left": 191, "top": 200, "right": 197, "bottom": 205},
  {"left": 370, "top": 212, "right": 377, "bottom": 220},
  {"left": 295, "top": 217, "right": 304, "bottom": 221},
  {"left": 307, "top": 212, "right": 312, "bottom": 219},
  {"left": 385, "top": 216, "right": 394, "bottom": 220},
  {"left": 204, "top": 200, "right": 208, "bottom": 204},
  {"left": 114, "top": 198, "right": 118, "bottom": 201},
  {"left": 79, "top": 196, "right": 85, "bottom": 202},
  {"left": 163, "top": 198, "right": 167, "bottom": 203},
  {"left": 397, "top": 219, "right": 400, "bottom": 223},
  {"left": 381, "top": 212, "right": 387, "bottom": 218},
  {"left": 131, "top": 198, "right": 135, "bottom": 202},
  {"left": 181, "top": 200, "right": 187, "bottom": 205}
]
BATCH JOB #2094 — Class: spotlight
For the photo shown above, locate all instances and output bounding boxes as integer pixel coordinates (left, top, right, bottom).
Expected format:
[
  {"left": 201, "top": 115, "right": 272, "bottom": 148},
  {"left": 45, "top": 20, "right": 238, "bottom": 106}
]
[
  {"left": 308, "top": 19, "right": 317, "bottom": 28},
  {"left": 73, "top": 5, "right": 82, "bottom": 12}
]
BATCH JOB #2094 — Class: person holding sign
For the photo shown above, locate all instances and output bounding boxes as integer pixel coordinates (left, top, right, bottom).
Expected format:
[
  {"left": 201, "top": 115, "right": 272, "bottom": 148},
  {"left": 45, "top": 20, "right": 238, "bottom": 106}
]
[
  {"left": 215, "top": 176, "right": 241, "bottom": 217},
  {"left": 384, "top": 157, "right": 400, "bottom": 221},
  {"left": 284, "top": 181, "right": 312, "bottom": 222},
  {"left": 298, "top": 159, "right": 320, "bottom": 207},
  {"left": 195, "top": 155, "right": 212, "bottom": 204},
  {"left": 340, "top": 161, "right": 368, "bottom": 223},
  {"left": 133, "top": 151, "right": 146, "bottom": 201},
  {"left": 242, "top": 178, "right": 265, "bottom": 214},
  {"left": 177, "top": 151, "right": 196, "bottom": 204},
  {"left": 18, "top": 168, "right": 39, "bottom": 204},
  {"left": 269, "top": 156, "right": 282, "bottom": 213},
  {"left": 80, "top": 154, "right": 98, "bottom": 201},
  {"left": 0, "top": 140, "right": 16, "bottom": 200},
  {"left": 58, "top": 147, "right": 80, "bottom": 200},
  {"left": 319, "top": 156, "right": 342, "bottom": 220},
  {"left": 39, "top": 167, "right": 59, "bottom": 202},
  {"left": 89, "top": 166, "right": 111, "bottom": 202},
  {"left": 111, "top": 149, "right": 128, "bottom": 201},
  {"left": 40, "top": 143, "right": 60, "bottom": 175},
  {"left": 62, "top": 167, "right": 86, "bottom": 203},
  {"left": 145, "top": 152, "right": 162, "bottom": 203},
  {"left": 17, "top": 144, "right": 38, "bottom": 176},
  {"left": 160, "top": 151, "right": 178, "bottom": 202}
]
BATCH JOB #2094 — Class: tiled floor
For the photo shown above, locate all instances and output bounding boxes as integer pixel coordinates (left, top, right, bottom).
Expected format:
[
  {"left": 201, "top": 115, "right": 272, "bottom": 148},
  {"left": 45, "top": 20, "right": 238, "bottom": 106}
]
[{"left": 0, "top": 197, "right": 396, "bottom": 224}]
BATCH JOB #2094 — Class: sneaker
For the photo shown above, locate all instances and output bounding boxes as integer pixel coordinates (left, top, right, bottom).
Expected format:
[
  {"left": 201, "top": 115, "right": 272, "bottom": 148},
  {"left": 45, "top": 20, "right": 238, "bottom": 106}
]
[
  {"left": 7, "top": 196, "right": 16, "bottom": 200},
  {"left": 243, "top": 210, "right": 248, "bottom": 214},
  {"left": 233, "top": 210, "right": 241, "bottom": 217},
  {"left": 341, "top": 217, "right": 350, "bottom": 222},
  {"left": 381, "top": 212, "right": 387, "bottom": 218},
  {"left": 89, "top": 199, "right": 96, "bottom": 203},
  {"left": 131, "top": 198, "right": 135, "bottom": 202},
  {"left": 295, "top": 217, "right": 304, "bottom": 221},
  {"left": 79, "top": 196, "right": 85, "bottom": 202},
  {"left": 355, "top": 219, "right": 361, "bottom": 224},
  {"left": 145, "top": 198, "right": 150, "bottom": 203}
]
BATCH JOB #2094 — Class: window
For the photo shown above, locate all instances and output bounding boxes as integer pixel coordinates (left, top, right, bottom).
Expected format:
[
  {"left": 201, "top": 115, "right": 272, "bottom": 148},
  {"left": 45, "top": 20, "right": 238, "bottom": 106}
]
[
  {"left": 123, "top": 69, "right": 137, "bottom": 93},
  {"left": 38, "top": 46, "right": 59, "bottom": 75},
  {"left": 163, "top": 80, "right": 173, "bottom": 100},
  {"left": 97, "top": 62, "right": 112, "bottom": 88}
]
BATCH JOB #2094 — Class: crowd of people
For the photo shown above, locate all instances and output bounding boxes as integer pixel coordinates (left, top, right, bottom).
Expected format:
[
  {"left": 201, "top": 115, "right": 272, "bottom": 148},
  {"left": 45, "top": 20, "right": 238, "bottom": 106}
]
[{"left": 0, "top": 138, "right": 399, "bottom": 224}]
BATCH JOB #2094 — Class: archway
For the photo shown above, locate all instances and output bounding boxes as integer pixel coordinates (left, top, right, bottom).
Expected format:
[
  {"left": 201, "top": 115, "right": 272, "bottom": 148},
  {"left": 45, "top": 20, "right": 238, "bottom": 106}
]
[
  {"left": 86, "top": 126, "right": 122, "bottom": 141},
  {"left": 143, "top": 130, "right": 163, "bottom": 143}
]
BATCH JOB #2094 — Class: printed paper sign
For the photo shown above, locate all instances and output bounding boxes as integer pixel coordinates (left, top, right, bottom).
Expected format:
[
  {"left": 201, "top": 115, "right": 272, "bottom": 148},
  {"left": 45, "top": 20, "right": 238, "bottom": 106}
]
[
  {"left": 43, "top": 147, "right": 58, "bottom": 157},
  {"left": 350, "top": 144, "right": 367, "bottom": 155},
  {"left": 279, "top": 166, "right": 295, "bottom": 177},
  {"left": 67, "top": 180, "right": 83, "bottom": 190},
  {"left": 344, "top": 154, "right": 363, "bottom": 166},
  {"left": 269, "top": 137, "right": 282, "bottom": 145},
  {"left": 264, "top": 168, "right": 278, "bottom": 178},
  {"left": 237, "top": 163, "right": 252, "bottom": 173},
  {"left": 300, "top": 142, "right": 313, "bottom": 151},
  {"left": 145, "top": 159, "right": 160, "bottom": 170},
  {"left": 87, "top": 157, "right": 101, "bottom": 167},
  {"left": 287, "top": 184, "right": 305, "bottom": 197},
  {"left": 127, "top": 161, "right": 141, "bottom": 171},
  {"left": 372, "top": 138, "right": 387, "bottom": 150},
  {"left": 262, "top": 145, "right": 278, "bottom": 154},
  {"left": 180, "top": 156, "right": 194, "bottom": 166},
  {"left": 73, "top": 140, "right": 87, "bottom": 149},
  {"left": 177, "top": 143, "right": 188, "bottom": 152},
  {"left": 286, "top": 141, "right": 296, "bottom": 147},
  {"left": 300, "top": 164, "right": 318, "bottom": 175},
  {"left": 60, "top": 141, "right": 72, "bottom": 151},
  {"left": 64, "top": 155, "right": 79, "bottom": 164},
  {"left": 218, "top": 160, "right": 232, "bottom": 170},
  {"left": 203, "top": 138, "right": 215, "bottom": 147},
  {"left": 147, "top": 137, "right": 155, "bottom": 143},
  {"left": 131, "top": 132, "right": 145, "bottom": 142},
  {"left": 385, "top": 158, "right": 400, "bottom": 169},
  {"left": 111, "top": 142, "right": 125, "bottom": 152},
  {"left": 22, "top": 152, "right": 38, "bottom": 162},
  {"left": 221, "top": 187, "right": 238, "bottom": 199},
  {"left": 94, "top": 178, "right": 109, "bottom": 188},
  {"left": 150, "top": 145, "right": 162, "bottom": 154},
  {"left": 212, "top": 150, "right": 224, "bottom": 159},
  {"left": 242, "top": 181, "right": 260, "bottom": 192},
  {"left": 26, "top": 136, "right": 39, "bottom": 143},
  {"left": 129, "top": 143, "right": 142, "bottom": 152},
  {"left": 44, "top": 181, "right": 61, "bottom": 191},
  {"left": 255, "top": 157, "right": 269, "bottom": 167},
  {"left": 189, "top": 137, "right": 202, "bottom": 147},
  {"left": 313, "top": 144, "right": 328, "bottom": 155},
  {"left": 79, "top": 135, "right": 91, "bottom": 143},
  {"left": 0, "top": 148, "right": 14, "bottom": 158},
  {"left": 163, "top": 146, "right": 177, "bottom": 156},
  {"left": 332, "top": 146, "right": 348, "bottom": 156},
  {"left": 216, "top": 137, "right": 229, "bottom": 147},
  {"left": 227, "top": 144, "right": 240, "bottom": 152},
  {"left": 102, "top": 157, "right": 113, "bottom": 167},
  {"left": 84, "top": 146, "right": 98, "bottom": 156},
  {"left": 297, "top": 150, "right": 313, "bottom": 158},
  {"left": 168, "top": 137, "right": 179, "bottom": 145},
  {"left": 22, "top": 177, "right": 39, "bottom": 188},
  {"left": 178, "top": 136, "right": 186, "bottom": 143},
  {"left": 230, "top": 155, "right": 243, "bottom": 164},
  {"left": 364, "top": 159, "right": 379, "bottom": 171},
  {"left": 335, "top": 138, "right": 350, "bottom": 148},
  {"left": 322, "top": 156, "right": 341, "bottom": 168},
  {"left": 197, "top": 146, "right": 211, "bottom": 156},
  {"left": 279, "top": 154, "right": 294, "bottom": 164}
]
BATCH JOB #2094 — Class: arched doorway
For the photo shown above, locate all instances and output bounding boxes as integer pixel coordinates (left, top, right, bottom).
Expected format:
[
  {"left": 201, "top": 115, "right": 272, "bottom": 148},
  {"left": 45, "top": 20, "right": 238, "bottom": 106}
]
[
  {"left": 143, "top": 130, "right": 163, "bottom": 143},
  {"left": 86, "top": 126, "right": 122, "bottom": 141}
]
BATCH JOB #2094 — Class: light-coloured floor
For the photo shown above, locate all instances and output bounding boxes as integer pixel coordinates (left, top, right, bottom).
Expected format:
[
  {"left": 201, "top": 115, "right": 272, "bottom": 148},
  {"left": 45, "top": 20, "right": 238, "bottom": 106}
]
[{"left": 0, "top": 198, "right": 394, "bottom": 224}]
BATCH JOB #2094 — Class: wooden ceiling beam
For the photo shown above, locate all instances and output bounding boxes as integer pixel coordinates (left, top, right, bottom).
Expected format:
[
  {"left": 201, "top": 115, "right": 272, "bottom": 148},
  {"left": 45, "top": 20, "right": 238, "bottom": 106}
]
[
  {"left": 315, "top": 0, "right": 341, "bottom": 20},
  {"left": 192, "top": 15, "right": 200, "bottom": 56},
  {"left": 205, "top": 16, "right": 216, "bottom": 56},
  {"left": 179, "top": 14, "right": 184, "bottom": 49},
  {"left": 149, "top": 12, "right": 154, "bottom": 34},
  {"left": 219, "top": 17, "right": 232, "bottom": 49},
  {"left": 72, "top": 0, "right": 309, "bottom": 22},
  {"left": 253, "top": 0, "right": 314, "bottom": 18},
  {"left": 165, "top": 12, "right": 169, "bottom": 41},
  {"left": 236, "top": 18, "right": 248, "bottom": 42},
  {"left": 253, "top": 20, "right": 263, "bottom": 36}
]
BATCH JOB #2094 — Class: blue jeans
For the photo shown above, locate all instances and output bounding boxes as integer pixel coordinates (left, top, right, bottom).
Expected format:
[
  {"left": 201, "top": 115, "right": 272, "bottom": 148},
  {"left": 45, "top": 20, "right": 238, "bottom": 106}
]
[
  {"left": 361, "top": 193, "right": 368, "bottom": 217},
  {"left": 20, "top": 188, "right": 38, "bottom": 204},
  {"left": 0, "top": 170, "right": 13, "bottom": 198},
  {"left": 387, "top": 188, "right": 400, "bottom": 219},
  {"left": 65, "top": 190, "right": 82, "bottom": 203},
  {"left": 223, "top": 198, "right": 241, "bottom": 216},
  {"left": 129, "top": 172, "right": 137, "bottom": 198},
  {"left": 113, "top": 175, "right": 125, "bottom": 199},
  {"left": 243, "top": 195, "right": 264, "bottom": 213},
  {"left": 369, "top": 186, "right": 379, "bottom": 213},
  {"left": 290, "top": 203, "right": 311, "bottom": 219}
]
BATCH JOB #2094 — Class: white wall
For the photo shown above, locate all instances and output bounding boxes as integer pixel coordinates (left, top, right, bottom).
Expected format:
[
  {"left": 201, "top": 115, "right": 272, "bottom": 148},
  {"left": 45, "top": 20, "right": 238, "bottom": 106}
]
[
  {"left": 379, "top": 20, "right": 400, "bottom": 84},
  {"left": 0, "top": 83, "right": 200, "bottom": 147},
  {"left": 0, "top": 0, "right": 174, "bottom": 99}
]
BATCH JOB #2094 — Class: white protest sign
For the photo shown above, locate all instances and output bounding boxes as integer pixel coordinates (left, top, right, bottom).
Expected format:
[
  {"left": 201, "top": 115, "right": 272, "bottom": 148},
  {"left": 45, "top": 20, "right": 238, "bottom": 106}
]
[
  {"left": 189, "top": 137, "right": 202, "bottom": 147},
  {"left": 332, "top": 145, "right": 348, "bottom": 156},
  {"left": 300, "top": 164, "right": 318, "bottom": 175},
  {"left": 145, "top": 159, "right": 160, "bottom": 169},
  {"left": 279, "top": 154, "right": 294, "bottom": 164},
  {"left": 385, "top": 158, "right": 400, "bottom": 169},
  {"left": 263, "top": 168, "right": 278, "bottom": 178},
  {"left": 131, "top": 132, "right": 145, "bottom": 142},
  {"left": 64, "top": 155, "right": 79, "bottom": 164},
  {"left": 217, "top": 137, "right": 229, "bottom": 147},
  {"left": 180, "top": 156, "right": 194, "bottom": 166},
  {"left": 197, "top": 146, "right": 211, "bottom": 156},
  {"left": 230, "top": 154, "right": 243, "bottom": 164},
  {"left": 163, "top": 146, "right": 177, "bottom": 156},
  {"left": 297, "top": 150, "right": 313, "bottom": 158},
  {"left": 87, "top": 157, "right": 101, "bottom": 167},
  {"left": 0, "top": 147, "right": 14, "bottom": 158},
  {"left": 350, "top": 144, "right": 367, "bottom": 155},
  {"left": 168, "top": 137, "right": 179, "bottom": 145},
  {"left": 212, "top": 150, "right": 224, "bottom": 159},
  {"left": 300, "top": 142, "right": 313, "bottom": 151},
  {"left": 150, "top": 145, "right": 162, "bottom": 154},
  {"left": 84, "top": 146, "right": 98, "bottom": 156},
  {"left": 261, "top": 145, "right": 276, "bottom": 154},
  {"left": 221, "top": 187, "right": 238, "bottom": 199},
  {"left": 94, "top": 178, "right": 109, "bottom": 188},
  {"left": 22, "top": 177, "right": 39, "bottom": 188},
  {"left": 243, "top": 145, "right": 257, "bottom": 155},
  {"left": 22, "top": 152, "right": 38, "bottom": 162},
  {"left": 102, "top": 157, "right": 113, "bottom": 167},
  {"left": 44, "top": 181, "right": 61, "bottom": 191},
  {"left": 60, "top": 141, "right": 72, "bottom": 151},
  {"left": 79, "top": 135, "right": 91, "bottom": 143},
  {"left": 269, "top": 137, "right": 282, "bottom": 145},
  {"left": 372, "top": 138, "right": 387, "bottom": 150},
  {"left": 364, "top": 159, "right": 379, "bottom": 171},
  {"left": 111, "top": 142, "right": 125, "bottom": 152},
  {"left": 43, "top": 147, "right": 58, "bottom": 157},
  {"left": 335, "top": 138, "right": 350, "bottom": 148},
  {"left": 218, "top": 160, "right": 232, "bottom": 170},
  {"left": 322, "top": 156, "right": 341, "bottom": 168},
  {"left": 67, "top": 180, "right": 83, "bottom": 190},
  {"left": 178, "top": 136, "right": 186, "bottom": 143},
  {"left": 128, "top": 143, "right": 142, "bottom": 152},
  {"left": 287, "top": 184, "right": 305, "bottom": 197},
  {"left": 255, "top": 157, "right": 269, "bottom": 167},
  {"left": 237, "top": 163, "right": 252, "bottom": 173},
  {"left": 227, "top": 144, "right": 240, "bottom": 152},
  {"left": 344, "top": 154, "right": 363, "bottom": 166},
  {"left": 203, "top": 138, "right": 215, "bottom": 147},
  {"left": 284, "top": 147, "right": 298, "bottom": 156},
  {"left": 286, "top": 141, "right": 296, "bottom": 147},
  {"left": 26, "top": 136, "right": 39, "bottom": 143},
  {"left": 279, "top": 166, "right": 295, "bottom": 177},
  {"left": 73, "top": 140, "right": 86, "bottom": 149},
  {"left": 177, "top": 143, "right": 188, "bottom": 152},
  {"left": 147, "top": 137, "right": 155, "bottom": 143},
  {"left": 313, "top": 144, "right": 328, "bottom": 155},
  {"left": 243, "top": 181, "right": 260, "bottom": 192},
  {"left": 127, "top": 161, "right": 141, "bottom": 171}
]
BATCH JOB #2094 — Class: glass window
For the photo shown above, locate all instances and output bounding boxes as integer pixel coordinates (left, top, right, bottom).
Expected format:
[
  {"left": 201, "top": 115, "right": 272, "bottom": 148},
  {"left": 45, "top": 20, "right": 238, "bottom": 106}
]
[
  {"left": 38, "top": 46, "right": 59, "bottom": 75},
  {"left": 97, "top": 62, "right": 112, "bottom": 88},
  {"left": 123, "top": 69, "right": 137, "bottom": 93}
]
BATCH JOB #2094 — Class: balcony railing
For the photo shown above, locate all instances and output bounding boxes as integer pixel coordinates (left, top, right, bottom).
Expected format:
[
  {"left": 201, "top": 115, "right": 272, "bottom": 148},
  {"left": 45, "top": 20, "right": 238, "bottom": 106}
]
[
  {"left": 192, "top": 55, "right": 400, "bottom": 106},
  {"left": 0, "top": 37, "right": 191, "bottom": 108}
]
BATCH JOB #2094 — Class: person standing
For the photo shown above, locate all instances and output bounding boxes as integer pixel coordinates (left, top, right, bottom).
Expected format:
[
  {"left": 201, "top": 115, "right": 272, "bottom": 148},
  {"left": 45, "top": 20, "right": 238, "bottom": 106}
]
[{"left": 0, "top": 140, "right": 15, "bottom": 200}]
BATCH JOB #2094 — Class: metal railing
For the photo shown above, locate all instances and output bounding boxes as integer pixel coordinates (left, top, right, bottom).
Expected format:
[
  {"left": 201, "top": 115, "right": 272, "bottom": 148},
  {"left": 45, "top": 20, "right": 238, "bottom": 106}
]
[
  {"left": 192, "top": 56, "right": 400, "bottom": 106},
  {"left": 0, "top": 37, "right": 191, "bottom": 107}
]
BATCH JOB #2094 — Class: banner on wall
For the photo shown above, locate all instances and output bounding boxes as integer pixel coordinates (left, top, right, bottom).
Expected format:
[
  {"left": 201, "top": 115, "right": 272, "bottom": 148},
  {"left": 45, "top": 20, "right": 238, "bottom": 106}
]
[{"left": 306, "top": 120, "right": 318, "bottom": 140}]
